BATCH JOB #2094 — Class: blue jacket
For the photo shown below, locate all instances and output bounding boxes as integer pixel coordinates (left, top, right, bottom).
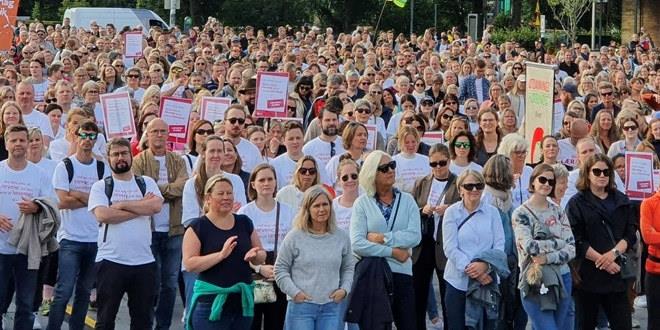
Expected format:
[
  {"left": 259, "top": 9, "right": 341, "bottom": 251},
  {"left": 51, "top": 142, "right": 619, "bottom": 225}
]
[
  {"left": 459, "top": 74, "right": 490, "bottom": 104},
  {"left": 466, "top": 249, "right": 510, "bottom": 329}
]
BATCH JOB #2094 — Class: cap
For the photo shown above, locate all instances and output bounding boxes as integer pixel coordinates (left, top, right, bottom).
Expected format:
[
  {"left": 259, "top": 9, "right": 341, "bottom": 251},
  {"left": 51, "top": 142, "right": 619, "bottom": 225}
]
[
  {"left": 231, "top": 36, "right": 240, "bottom": 43},
  {"left": 516, "top": 74, "right": 526, "bottom": 82}
]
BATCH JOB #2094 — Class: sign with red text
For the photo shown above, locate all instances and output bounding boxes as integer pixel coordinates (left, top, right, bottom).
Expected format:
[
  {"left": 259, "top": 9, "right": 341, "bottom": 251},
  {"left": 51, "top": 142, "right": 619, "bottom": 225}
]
[
  {"left": 625, "top": 152, "right": 654, "bottom": 200},
  {"left": 524, "top": 62, "right": 555, "bottom": 164},
  {"left": 159, "top": 97, "right": 192, "bottom": 145},
  {"left": 199, "top": 96, "right": 231, "bottom": 123},
  {"left": 100, "top": 92, "right": 136, "bottom": 140},
  {"left": 254, "top": 72, "right": 289, "bottom": 118},
  {"left": 365, "top": 124, "right": 377, "bottom": 150},
  {"left": 123, "top": 32, "right": 143, "bottom": 58},
  {"left": 421, "top": 131, "right": 444, "bottom": 146},
  {"left": 0, "top": 0, "right": 19, "bottom": 51}
]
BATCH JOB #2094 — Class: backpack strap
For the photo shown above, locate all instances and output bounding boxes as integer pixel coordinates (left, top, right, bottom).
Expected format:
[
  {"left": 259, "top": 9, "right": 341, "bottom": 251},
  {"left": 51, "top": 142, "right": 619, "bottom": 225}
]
[
  {"left": 135, "top": 176, "right": 147, "bottom": 197},
  {"left": 104, "top": 176, "right": 114, "bottom": 206},
  {"left": 96, "top": 160, "right": 105, "bottom": 180},
  {"left": 63, "top": 157, "right": 74, "bottom": 183}
]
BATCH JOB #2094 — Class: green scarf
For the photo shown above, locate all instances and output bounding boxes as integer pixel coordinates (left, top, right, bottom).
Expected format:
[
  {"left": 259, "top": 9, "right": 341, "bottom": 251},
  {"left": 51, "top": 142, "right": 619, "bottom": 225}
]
[{"left": 185, "top": 280, "right": 255, "bottom": 330}]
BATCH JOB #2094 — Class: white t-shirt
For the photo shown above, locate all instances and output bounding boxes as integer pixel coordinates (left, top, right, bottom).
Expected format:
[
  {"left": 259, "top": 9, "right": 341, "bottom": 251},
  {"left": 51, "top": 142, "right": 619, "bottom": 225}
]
[
  {"left": 275, "top": 185, "right": 304, "bottom": 212},
  {"left": 392, "top": 153, "right": 430, "bottom": 193},
  {"left": 237, "top": 201, "right": 295, "bottom": 252},
  {"left": 271, "top": 153, "right": 299, "bottom": 190},
  {"left": 235, "top": 137, "right": 264, "bottom": 173},
  {"left": 302, "top": 136, "right": 345, "bottom": 170},
  {"left": 53, "top": 157, "right": 110, "bottom": 242},
  {"left": 325, "top": 154, "right": 364, "bottom": 188},
  {"left": 151, "top": 156, "right": 171, "bottom": 233},
  {"left": 32, "top": 80, "right": 49, "bottom": 102},
  {"left": 181, "top": 172, "right": 247, "bottom": 227},
  {"left": 182, "top": 154, "right": 199, "bottom": 177},
  {"left": 114, "top": 86, "right": 145, "bottom": 103},
  {"left": 32, "top": 158, "right": 57, "bottom": 178},
  {"left": 511, "top": 166, "right": 533, "bottom": 209},
  {"left": 386, "top": 112, "right": 404, "bottom": 139},
  {"left": 88, "top": 175, "right": 163, "bottom": 266},
  {"left": 0, "top": 161, "right": 54, "bottom": 254},
  {"left": 332, "top": 196, "right": 353, "bottom": 232},
  {"left": 48, "top": 135, "right": 107, "bottom": 162},
  {"left": 475, "top": 78, "right": 485, "bottom": 104},
  {"left": 160, "top": 82, "right": 186, "bottom": 98},
  {"left": 449, "top": 160, "right": 483, "bottom": 176},
  {"left": 23, "top": 109, "right": 55, "bottom": 139},
  {"left": 557, "top": 138, "right": 577, "bottom": 169}
]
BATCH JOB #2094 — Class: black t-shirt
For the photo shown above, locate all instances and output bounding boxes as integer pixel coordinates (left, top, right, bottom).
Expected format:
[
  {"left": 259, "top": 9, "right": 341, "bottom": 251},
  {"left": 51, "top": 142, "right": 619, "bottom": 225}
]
[
  {"left": 559, "top": 61, "right": 579, "bottom": 78},
  {"left": 190, "top": 214, "right": 254, "bottom": 288}
]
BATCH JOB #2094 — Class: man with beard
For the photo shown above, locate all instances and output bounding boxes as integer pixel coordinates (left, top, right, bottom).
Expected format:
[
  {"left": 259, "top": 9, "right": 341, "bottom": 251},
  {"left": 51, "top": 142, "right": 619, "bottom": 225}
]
[
  {"left": 48, "top": 120, "right": 109, "bottom": 330},
  {"left": 237, "top": 76, "right": 256, "bottom": 114},
  {"left": 88, "top": 138, "right": 163, "bottom": 329},
  {"left": 131, "top": 118, "right": 188, "bottom": 330},
  {"left": 302, "top": 107, "right": 345, "bottom": 170},
  {"left": 223, "top": 105, "right": 264, "bottom": 173},
  {"left": 0, "top": 124, "right": 54, "bottom": 330}
]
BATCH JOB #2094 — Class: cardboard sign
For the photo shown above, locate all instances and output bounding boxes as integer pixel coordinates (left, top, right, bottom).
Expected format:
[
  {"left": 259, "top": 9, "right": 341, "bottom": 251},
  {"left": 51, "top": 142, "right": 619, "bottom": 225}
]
[
  {"left": 524, "top": 63, "right": 555, "bottom": 164},
  {"left": 159, "top": 96, "right": 192, "bottom": 144},
  {"left": 0, "top": 0, "right": 19, "bottom": 51},
  {"left": 199, "top": 96, "right": 231, "bottom": 123},
  {"left": 123, "top": 31, "right": 143, "bottom": 58},
  {"left": 254, "top": 72, "right": 289, "bottom": 118},
  {"left": 100, "top": 92, "right": 136, "bottom": 140},
  {"left": 421, "top": 131, "right": 444, "bottom": 146},
  {"left": 625, "top": 152, "right": 655, "bottom": 200}
]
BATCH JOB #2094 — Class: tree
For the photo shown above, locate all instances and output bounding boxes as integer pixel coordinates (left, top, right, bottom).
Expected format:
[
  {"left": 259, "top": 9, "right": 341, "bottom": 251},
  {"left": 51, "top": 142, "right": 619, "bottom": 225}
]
[
  {"left": 547, "top": 0, "right": 592, "bottom": 44},
  {"left": 31, "top": 0, "right": 42, "bottom": 20}
]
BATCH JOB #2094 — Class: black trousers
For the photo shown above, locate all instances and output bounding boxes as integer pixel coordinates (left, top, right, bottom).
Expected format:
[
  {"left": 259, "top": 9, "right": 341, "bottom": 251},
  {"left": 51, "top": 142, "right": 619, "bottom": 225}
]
[
  {"left": 392, "top": 273, "right": 417, "bottom": 330},
  {"left": 250, "top": 284, "right": 286, "bottom": 330},
  {"left": 95, "top": 260, "right": 157, "bottom": 330},
  {"left": 412, "top": 236, "right": 445, "bottom": 330},
  {"left": 575, "top": 289, "right": 632, "bottom": 330},
  {"left": 646, "top": 273, "right": 660, "bottom": 330}
]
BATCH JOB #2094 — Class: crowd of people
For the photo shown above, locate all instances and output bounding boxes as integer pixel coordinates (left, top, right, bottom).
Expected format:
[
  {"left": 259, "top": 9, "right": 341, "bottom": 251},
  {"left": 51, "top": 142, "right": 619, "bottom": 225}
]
[{"left": 0, "top": 13, "right": 659, "bottom": 330}]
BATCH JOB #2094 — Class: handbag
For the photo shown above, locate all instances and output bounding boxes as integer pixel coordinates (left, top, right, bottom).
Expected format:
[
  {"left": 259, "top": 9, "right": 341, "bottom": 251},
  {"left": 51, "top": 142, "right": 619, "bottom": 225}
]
[
  {"left": 601, "top": 219, "right": 636, "bottom": 280},
  {"left": 253, "top": 202, "right": 280, "bottom": 304}
]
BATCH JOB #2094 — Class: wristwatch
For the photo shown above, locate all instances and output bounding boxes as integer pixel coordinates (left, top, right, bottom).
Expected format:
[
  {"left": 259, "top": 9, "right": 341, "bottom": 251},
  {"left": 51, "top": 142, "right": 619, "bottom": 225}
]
[{"left": 612, "top": 248, "right": 622, "bottom": 259}]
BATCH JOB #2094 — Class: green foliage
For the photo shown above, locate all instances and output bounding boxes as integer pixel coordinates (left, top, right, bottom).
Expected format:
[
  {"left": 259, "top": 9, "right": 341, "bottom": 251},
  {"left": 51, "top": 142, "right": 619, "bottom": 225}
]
[
  {"left": 493, "top": 13, "right": 510, "bottom": 30},
  {"left": 31, "top": 0, "right": 41, "bottom": 20},
  {"left": 491, "top": 26, "right": 539, "bottom": 49},
  {"left": 58, "top": 0, "right": 92, "bottom": 18}
]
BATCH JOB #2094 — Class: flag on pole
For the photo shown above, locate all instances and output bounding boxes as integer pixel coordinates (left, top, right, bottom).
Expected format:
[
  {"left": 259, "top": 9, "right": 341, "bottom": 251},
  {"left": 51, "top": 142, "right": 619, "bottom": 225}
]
[{"left": 392, "top": 0, "right": 407, "bottom": 8}]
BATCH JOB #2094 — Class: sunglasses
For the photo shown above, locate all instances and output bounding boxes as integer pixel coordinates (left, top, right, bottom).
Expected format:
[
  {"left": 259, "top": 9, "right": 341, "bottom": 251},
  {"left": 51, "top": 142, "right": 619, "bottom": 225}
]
[
  {"left": 344, "top": 111, "right": 354, "bottom": 117},
  {"left": 377, "top": 160, "right": 397, "bottom": 173},
  {"left": 600, "top": 91, "right": 613, "bottom": 97},
  {"left": 356, "top": 107, "right": 371, "bottom": 115},
  {"left": 341, "top": 173, "right": 358, "bottom": 182},
  {"left": 415, "top": 83, "right": 425, "bottom": 87},
  {"left": 78, "top": 132, "right": 98, "bottom": 140},
  {"left": 227, "top": 117, "right": 246, "bottom": 125},
  {"left": 127, "top": 74, "right": 140, "bottom": 79},
  {"left": 45, "top": 98, "right": 57, "bottom": 104},
  {"left": 298, "top": 167, "right": 317, "bottom": 175},
  {"left": 591, "top": 168, "right": 611, "bottom": 177},
  {"left": 622, "top": 125, "right": 638, "bottom": 131},
  {"left": 370, "top": 91, "right": 383, "bottom": 95},
  {"left": 196, "top": 128, "right": 214, "bottom": 136},
  {"left": 445, "top": 101, "right": 457, "bottom": 105},
  {"left": 171, "top": 67, "right": 184, "bottom": 74},
  {"left": 454, "top": 142, "right": 471, "bottom": 149},
  {"left": 442, "top": 114, "right": 453, "bottom": 120},
  {"left": 422, "top": 101, "right": 434, "bottom": 106},
  {"left": 462, "top": 183, "right": 485, "bottom": 191},
  {"left": 299, "top": 85, "right": 312, "bottom": 91},
  {"left": 537, "top": 176, "right": 555, "bottom": 186},
  {"left": 429, "top": 160, "right": 448, "bottom": 168}
]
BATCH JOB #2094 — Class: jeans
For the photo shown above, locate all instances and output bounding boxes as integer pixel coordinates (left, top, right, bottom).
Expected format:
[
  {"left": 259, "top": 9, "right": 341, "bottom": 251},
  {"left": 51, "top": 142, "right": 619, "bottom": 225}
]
[
  {"left": 191, "top": 301, "right": 252, "bottom": 330},
  {"left": 95, "top": 260, "right": 157, "bottom": 330},
  {"left": 284, "top": 301, "right": 342, "bottom": 330},
  {"left": 445, "top": 282, "right": 467, "bottom": 330},
  {"left": 151, "top": 232, "right": 183, "bottom": 330},
  {"left": 47, "top": 240, "right": 97, "bottom": 330},
  {"left": 0, "top": 253, "right": 38, "bottom": 330},
  {"left": 521, "top": 272, "right": 573, "bottom": 330},
  {"left": 182, "top": 270, "right": 198, "bottom": 310}
]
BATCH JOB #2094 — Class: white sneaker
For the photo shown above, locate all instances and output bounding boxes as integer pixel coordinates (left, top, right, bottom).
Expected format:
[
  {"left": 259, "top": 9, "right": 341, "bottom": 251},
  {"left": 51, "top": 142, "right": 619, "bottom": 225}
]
[
  {"left": 181, "top": 308, "right": 186, "bottom": 324},
  {"left": 32, "top": 312, "right": 42, "bottom": 329},
  {"left": 2, "top": 314, "right": 10, "bottom": 329},
  {"left": 634, "top": 295, "right": 647, "bottom": 308},
  {"left": 632, "top": 318, "right": 641, "bottom": 328}
]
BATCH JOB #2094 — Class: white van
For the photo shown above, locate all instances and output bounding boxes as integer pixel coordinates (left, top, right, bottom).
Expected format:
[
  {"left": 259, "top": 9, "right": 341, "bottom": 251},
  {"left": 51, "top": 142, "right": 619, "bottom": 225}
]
[{"left": 63, "top": 8, "right": 169, "bottom": 35}]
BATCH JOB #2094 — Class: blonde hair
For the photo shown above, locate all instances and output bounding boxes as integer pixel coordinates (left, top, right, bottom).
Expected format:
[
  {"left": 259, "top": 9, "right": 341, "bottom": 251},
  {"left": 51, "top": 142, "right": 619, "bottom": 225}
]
[
  {"left": 359, "top": 150, "right": 390, "bottom": 196},
  {"left": 292, "top": 185, "right": 336, "bottom": 233},
  {"left": 293, "top": 155, "right": 321, "bottom": 189}
]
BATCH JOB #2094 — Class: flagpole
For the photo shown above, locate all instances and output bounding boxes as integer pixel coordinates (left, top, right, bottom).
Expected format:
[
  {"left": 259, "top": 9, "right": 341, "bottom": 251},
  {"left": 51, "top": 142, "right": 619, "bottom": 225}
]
[{"left": 374, "top": 0, "right": 389, "bottom": 42}]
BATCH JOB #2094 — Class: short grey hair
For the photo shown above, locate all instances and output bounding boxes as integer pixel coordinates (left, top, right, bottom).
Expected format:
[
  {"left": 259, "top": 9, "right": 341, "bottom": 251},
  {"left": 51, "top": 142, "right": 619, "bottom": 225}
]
[
  {"left": 552, "top": 163, "right": 570, "bottom": 179},
  {"left": 327, "top": 73, "right": 344, "bottom": 86},
  {"left": 497, "top": 133, "right": 529, "bottom": 156},
  {"left": 359, "top": 150, "right": 390, "bottom": 196},
  {"left": 353, "top": 98, "right": 372, "bottom": 112}
]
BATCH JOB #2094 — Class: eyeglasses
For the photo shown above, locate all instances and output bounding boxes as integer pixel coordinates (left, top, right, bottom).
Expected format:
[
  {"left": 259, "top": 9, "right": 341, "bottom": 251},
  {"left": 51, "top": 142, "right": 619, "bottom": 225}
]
[
  {"left": 622, "top": 125, "right": 638, "bottom": 131},
  {"left": 537, "top": 176, "right": 555, "bottom": 186},
  {"left": 454, "top": 142, "right": 471, "bottom": 149},
  {"left": 377, "top": 160, "right": 397, "bottom": 173},
  {"left": 591, "top": 168, "right": 611, "bottom": 177},
  {"left": 462, "top": 183, "right": 485, "bottom": 191},
  {"left": 196, "top": 128, "right": 214, "bottom": 135},
  {"left": 298, "top": 167, "right": 317, "bottom": 175},
  {"left": 356, "top": 107, "right": 371, "bottom": 115},
  {"left": 78, "top": 132, "right": 98, "bottom": 140},
  {"left": 429, "top": 160, "right": 448, "bottom": 168},
  {"left": 227, "top": 117, "right": 246, "bottom": 125},
  {"left": 341, "top": 173, "right": 358, "bottom": 182}
]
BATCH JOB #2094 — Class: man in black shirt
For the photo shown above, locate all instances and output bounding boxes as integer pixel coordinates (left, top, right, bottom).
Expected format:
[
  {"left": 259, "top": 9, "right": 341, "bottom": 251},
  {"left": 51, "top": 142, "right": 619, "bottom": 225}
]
[{"left": 559, "top": 51, "right": 579, "bottom": 78}]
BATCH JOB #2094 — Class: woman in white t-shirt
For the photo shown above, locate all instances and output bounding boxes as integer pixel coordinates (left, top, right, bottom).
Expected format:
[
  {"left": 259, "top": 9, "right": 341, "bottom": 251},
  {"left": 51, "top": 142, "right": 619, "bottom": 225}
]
[
  {"left": 160, "top": 61, "right": 193, "bottom": 99},
  {"left": 448, "top": 130, "right": 483, "bottom": 176},
  {"left": 237, "top": 164, "right": 295, "bottom": 330},
  {"left": 393, "top": 126, "right": 430, "bottom": 193},
  {"left": 276, "top": 155, "right": 321, "bottom": 212},
  {"left": 247, "top": 126, "right": 272, "bottom": 163},
  {"left": 332, "top": 157, "right": 361, "bottom": 232}
]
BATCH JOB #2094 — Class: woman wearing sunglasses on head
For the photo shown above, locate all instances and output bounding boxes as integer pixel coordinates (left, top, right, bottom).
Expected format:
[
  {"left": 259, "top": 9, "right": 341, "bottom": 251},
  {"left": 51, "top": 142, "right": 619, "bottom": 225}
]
[
  {"left": 442, "top": 169, "right": 506, "bottom": 330},
  {"left": 411, "top": 144, "right": 461, "bottom": 329},
  {"left": 512, "top": 164, "right": 575, "bottom": 330},
  {"left": 566, "top": 154, "right": 637, "bottom": 329},
  {"left": 349, "top": 150, "right": 421, "bottom": 330}
]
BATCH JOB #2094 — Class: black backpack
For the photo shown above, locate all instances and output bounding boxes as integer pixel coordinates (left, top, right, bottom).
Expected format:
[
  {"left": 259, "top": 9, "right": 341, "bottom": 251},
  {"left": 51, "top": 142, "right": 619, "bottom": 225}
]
[
  {"left": 100, "top": 175, "right": 147, "bottom": 243},
  {"left": 63, "top": 157, "right": 105, "bottom": 182}
]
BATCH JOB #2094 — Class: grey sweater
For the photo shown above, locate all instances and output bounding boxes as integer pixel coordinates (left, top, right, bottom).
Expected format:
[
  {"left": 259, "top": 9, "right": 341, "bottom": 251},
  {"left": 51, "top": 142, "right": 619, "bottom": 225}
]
[{"left": 274, "top": 228, "right": 355, "bottom": 304}]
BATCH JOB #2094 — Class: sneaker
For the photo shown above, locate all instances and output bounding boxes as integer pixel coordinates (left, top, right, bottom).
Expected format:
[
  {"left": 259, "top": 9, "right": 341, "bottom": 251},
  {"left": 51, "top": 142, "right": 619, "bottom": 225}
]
[
  {"left": 32, "top": 312, "right": 42, "bottom": 329},
  {"left": 39, "top": 299, "right": 52, "bottom": 316},
  {"left": 632, "top": 318, "right": 641, "bottom": 328},
  {"left": 2, "top": 313, "right": 10, "bottom": 329},
  {"left": 634, "top": 295, "right": 647, "bottom": 308},
  {"left": 88, "top": 300, "right": 97, "bottom": 311}
]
